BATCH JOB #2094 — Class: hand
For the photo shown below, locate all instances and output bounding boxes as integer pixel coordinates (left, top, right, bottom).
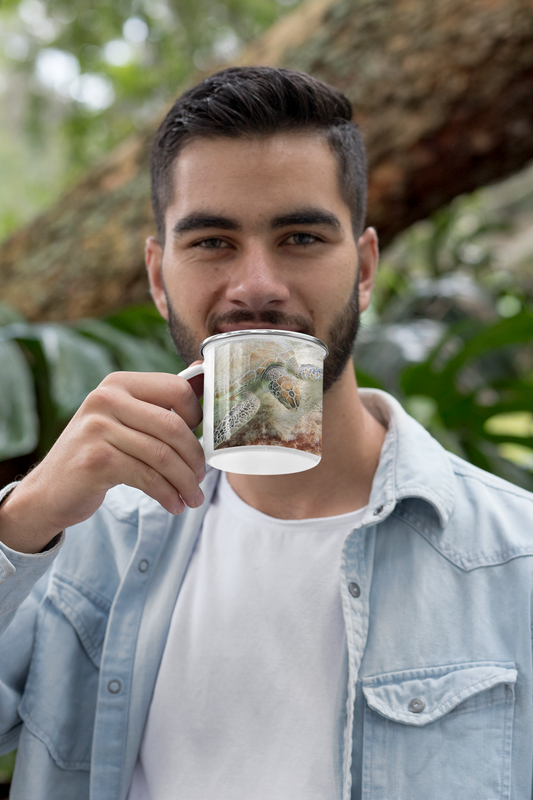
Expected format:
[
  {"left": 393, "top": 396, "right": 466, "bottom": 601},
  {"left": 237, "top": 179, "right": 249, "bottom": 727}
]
[{"left": 0, "top": 371, "right": 205, "bottom": 553}]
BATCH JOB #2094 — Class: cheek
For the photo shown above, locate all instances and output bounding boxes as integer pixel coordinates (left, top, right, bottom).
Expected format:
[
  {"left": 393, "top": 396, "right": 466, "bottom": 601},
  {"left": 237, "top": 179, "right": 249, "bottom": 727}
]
[
  {"left": 313, "top": 270, "right": 357, "bottom": 312},
  {"left": 165, "top": 271, "right": 222, "bottom": 323}
]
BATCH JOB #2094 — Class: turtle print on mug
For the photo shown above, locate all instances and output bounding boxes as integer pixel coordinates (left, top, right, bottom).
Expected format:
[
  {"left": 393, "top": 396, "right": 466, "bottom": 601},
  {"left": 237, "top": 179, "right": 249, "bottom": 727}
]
[{"left": 213, "top": 338, "right": 324, "bottom": 456}]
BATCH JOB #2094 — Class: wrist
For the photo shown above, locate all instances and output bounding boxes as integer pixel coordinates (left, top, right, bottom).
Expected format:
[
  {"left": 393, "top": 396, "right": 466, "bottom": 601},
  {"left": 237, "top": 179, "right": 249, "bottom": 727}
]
[{"left": 0, "top": 482, "right": 63, "bottom": 554}]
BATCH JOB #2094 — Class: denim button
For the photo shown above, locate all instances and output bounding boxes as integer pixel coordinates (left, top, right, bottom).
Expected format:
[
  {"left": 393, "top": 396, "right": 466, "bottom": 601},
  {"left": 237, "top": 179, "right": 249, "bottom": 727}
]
[
  {"left": 348, "top": 582, "right": 361, "bottom": 598},
  {"left": 374, "top": 505, "right": 384, "bottom": 516},
  {"left": 107, "top": 680, "right": 122, "bottom": 694},
  {"left": 138, "top": 559, "right": 149, "bottom": 573},
  {"left": 408, "top": 697, "right": 425, "bottom": 713}
]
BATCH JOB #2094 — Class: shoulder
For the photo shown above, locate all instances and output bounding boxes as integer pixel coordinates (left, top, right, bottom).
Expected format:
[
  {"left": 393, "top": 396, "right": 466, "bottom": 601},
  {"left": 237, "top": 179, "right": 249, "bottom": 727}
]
[
  {"left": 417, "top": 453, "right": 533, "bottom": 571},
  {"left": 449, "top": 452, "right": 533, "bottom": 516}
]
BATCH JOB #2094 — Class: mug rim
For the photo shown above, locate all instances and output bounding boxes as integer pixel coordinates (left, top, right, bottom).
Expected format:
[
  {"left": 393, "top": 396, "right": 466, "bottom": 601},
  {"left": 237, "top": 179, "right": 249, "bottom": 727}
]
[{"left": 199, "top": 329, "right": 329, "bottom": 358}]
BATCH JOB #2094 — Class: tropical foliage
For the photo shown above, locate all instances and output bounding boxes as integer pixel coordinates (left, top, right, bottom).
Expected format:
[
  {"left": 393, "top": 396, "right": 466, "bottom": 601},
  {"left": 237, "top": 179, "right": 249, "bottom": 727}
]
[
  {"left": 355, "top": 183, "right": 533, "bottom": 490},
  {"left": 0, "top": 303, "right": 184, "bottom": 465}
]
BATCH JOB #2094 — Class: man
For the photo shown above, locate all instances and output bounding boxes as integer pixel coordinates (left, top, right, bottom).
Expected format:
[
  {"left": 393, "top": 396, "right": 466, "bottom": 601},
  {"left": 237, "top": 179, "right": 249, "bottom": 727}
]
[{"left": 0, "top": 66, "right": 532, "bottom": 800}]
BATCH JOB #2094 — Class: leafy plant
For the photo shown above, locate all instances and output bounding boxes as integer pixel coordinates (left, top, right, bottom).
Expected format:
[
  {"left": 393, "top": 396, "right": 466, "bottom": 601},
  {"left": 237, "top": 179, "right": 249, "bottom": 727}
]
[
  {"left": 400, "top": 310, "right": 533, "bottom": 491},
  {"left": 0, "top": 304, "right": 184, "bottom": 464},
  {"left": 356, "top": 185, "right": 533, "bottom": 491}
]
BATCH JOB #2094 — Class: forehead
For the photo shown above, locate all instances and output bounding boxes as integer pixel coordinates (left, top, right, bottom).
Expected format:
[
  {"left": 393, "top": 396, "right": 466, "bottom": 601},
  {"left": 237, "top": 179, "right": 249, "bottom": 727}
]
[{"left": 165, "top": 132, "right": 348, "bottom": 225}]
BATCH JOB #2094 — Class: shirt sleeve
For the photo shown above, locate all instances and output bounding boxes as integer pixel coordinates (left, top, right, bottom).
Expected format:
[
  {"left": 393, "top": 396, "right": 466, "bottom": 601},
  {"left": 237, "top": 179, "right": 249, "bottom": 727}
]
[{"left": 0, "top": 482, "right": 64, "bottom": 638}]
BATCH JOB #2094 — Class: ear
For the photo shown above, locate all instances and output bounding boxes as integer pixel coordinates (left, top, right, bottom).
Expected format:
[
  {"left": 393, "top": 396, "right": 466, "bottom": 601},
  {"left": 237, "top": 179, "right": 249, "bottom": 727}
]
[
  {"left": 145, "top": 236, "right": 169, "bottom": 320},
  {"left": 357, "top": 227, "right": 379, "bottom": 313}
]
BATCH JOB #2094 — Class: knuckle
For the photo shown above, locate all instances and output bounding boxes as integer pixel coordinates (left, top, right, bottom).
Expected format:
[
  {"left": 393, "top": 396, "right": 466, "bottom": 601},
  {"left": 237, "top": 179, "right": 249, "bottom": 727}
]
[
  {"left": 153, "top": 441, "right": 174, "bottom": 471},
  {"left": 190, "top": 447, "right": 205, "bottom": 476},
  {"left": 100, "top": 371, "right": 132, "bottom": 387},
  {"left": 163, "top": 410, "right": 187, "bottom": 439},
  {"left": 180, "top": 471, "right": 200, "bottom": 502},
  {"left": 81, "top": 413, "right": 110, "bottom": 441},
  {"left": 140, "top": 462, "right": 160, "bottom": 490},
  {"left": 80, "top": 442, "right": 116, "bottom": 475},
  {"left": 173, "top": 375, "right": 195, "bottom": 404},
  {"left": 83, "top": 384, "right": 120, "bottom": 413}
]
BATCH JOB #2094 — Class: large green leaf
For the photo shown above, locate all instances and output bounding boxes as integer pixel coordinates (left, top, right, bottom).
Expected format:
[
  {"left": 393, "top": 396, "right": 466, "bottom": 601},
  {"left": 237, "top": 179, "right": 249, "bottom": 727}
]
[
  {"left": 105, "top": 305, "right": 171, "bottom": 345},
  {"left": 33, "top": 325, "right": 116, "bottom": 421},
  {"left": 74, "top": 318, "right": 185, "bottom": 374},
  {"left": 400, "top": 311, "right": 533, "bottom": 486},
  {"left": 1, "top": 323, "right": 115, "bottom": 422},
  {"left": 0, "top": 341, "right": 39, "bottom": 460}
]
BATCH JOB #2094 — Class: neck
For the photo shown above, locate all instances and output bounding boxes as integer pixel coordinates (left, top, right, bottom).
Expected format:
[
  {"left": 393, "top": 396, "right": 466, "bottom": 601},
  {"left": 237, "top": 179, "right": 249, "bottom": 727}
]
[{"left": 227, "top": 366, "right": 387, "bottom": 520}]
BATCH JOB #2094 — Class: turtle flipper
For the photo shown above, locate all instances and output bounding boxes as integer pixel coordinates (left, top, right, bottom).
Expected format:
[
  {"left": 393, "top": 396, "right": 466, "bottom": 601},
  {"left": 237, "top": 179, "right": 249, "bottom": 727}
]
[
  {"left": 214, "top": 392, "right": 261, "bottom": 448},
  {"left": 286, "top": 356, "right": 322, "bottom": 381},
  {"left": 263, "top": 364, "right": 301, "bottom": 410}
]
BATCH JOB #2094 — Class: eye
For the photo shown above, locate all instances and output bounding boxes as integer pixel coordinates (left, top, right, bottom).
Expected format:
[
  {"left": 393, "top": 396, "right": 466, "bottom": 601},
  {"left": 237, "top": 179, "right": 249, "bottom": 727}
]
[
  {"left": 284, "top": 232, "right": 321, "bottom": 246},
  {"left": 194, "top": 237, "right": 231, "bottom": 249}
]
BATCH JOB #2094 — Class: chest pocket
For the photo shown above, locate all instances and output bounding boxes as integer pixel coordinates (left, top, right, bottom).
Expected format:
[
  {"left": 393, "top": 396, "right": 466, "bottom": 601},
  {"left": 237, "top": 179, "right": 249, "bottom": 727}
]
[
  {"left": 361, "top": 662, "right": 516, "bottom": 800},
  {"left": 18, "top": 573, "right": 111, "bottom": 770}
]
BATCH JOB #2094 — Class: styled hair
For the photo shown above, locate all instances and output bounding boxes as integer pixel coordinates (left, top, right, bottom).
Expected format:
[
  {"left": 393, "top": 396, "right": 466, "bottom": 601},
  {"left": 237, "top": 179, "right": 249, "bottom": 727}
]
[{"left": 150, "top": 66, "right": 367, "bottom": 245}]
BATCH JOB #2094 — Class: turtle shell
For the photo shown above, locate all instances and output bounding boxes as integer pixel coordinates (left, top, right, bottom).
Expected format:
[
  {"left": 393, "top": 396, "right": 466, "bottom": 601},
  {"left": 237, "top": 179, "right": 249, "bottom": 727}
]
[{"left": 215, "top": 341, "right": 297, "bottom": 398}]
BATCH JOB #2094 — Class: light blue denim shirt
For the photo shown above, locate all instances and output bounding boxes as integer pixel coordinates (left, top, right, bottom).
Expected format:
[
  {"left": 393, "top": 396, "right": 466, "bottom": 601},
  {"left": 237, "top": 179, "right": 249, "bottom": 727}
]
[{"left": 1, "top": 389, "right": 533, "bottom": 800}]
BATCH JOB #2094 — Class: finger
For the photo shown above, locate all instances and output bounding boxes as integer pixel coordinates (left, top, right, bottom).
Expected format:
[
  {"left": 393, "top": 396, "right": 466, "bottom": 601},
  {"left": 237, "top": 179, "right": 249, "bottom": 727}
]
[
  {"left": 104, "top": 424, "right": 204, "bottom": 510},
  {"left": 104, "top": 392, "right": 205, "bottom": 477},
  {"left": 107, "top": 445, "right": 189, "bottom": 515},
  {"left": 100, "top": 372, "right": 203, "bottom": 430}
]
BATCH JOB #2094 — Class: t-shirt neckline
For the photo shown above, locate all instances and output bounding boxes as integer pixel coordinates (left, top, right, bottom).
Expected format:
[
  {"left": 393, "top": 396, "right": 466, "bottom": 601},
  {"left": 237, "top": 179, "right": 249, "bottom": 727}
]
[{"left": 218, "top": 472, "right": 368, "bottom": 530}]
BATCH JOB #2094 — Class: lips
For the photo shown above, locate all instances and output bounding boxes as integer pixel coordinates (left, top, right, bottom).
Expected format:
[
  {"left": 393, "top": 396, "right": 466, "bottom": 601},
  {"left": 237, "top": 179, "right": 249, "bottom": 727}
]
[
  {"left": 216, "top": 322, "right": 304, "bottom": 333},
  {"left": 207, "top": 309, "right": 315, "bottom": 338}
]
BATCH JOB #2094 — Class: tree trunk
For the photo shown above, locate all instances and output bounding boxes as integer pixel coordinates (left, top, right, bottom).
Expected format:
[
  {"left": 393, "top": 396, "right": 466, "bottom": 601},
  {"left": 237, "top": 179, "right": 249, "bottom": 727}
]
[{"left": 2, "top": 0, "right": 533, "bottom": 322}]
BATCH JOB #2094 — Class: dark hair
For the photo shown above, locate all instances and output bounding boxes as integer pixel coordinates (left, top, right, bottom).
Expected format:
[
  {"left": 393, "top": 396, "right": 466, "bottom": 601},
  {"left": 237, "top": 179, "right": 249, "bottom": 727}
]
[{"left": 150, "top": 66, "right": 367, "bottom": 245}]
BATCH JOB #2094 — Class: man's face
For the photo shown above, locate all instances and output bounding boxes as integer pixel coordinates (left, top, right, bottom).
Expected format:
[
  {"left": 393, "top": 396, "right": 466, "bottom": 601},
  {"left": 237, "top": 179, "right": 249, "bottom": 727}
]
[{"left": 146, "top": 132, "right": 377, "bottom": 390}]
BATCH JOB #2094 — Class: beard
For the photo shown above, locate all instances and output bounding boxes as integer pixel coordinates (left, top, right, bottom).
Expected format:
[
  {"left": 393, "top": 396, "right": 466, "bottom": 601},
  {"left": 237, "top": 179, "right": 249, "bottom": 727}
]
[{"left": 166, "top": 278, "right": 360, "bottom": 393}]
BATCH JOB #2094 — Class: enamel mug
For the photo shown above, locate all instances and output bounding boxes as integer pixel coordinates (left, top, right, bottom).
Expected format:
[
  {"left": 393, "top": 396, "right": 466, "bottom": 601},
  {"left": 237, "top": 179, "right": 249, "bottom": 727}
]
[{"left": 178, "top": 329, "right": 328, "bottom": 475}]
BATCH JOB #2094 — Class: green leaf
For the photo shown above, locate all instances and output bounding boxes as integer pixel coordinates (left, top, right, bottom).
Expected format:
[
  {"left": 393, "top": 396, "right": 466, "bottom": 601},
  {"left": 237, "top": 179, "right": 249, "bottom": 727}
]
[
  {"left": 0, "top": 341, "right": 39, "bottom": 460},
  {"left": 74, "top": 319, "right": 184, "bottom": 374},
  {"left": 2, "top": 323, "right": 116, "bottom": 422},
  {"left": 104, "top": 305, "right": 178, "bottom": 353},
  {"left": 34, "top": 325, "right": 116, "bottom": 421}
]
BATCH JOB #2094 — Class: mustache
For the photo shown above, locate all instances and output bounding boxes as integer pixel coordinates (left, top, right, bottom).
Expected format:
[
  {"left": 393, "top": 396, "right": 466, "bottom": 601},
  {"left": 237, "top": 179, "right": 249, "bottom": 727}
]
[{"left": 206, "top": 309, "right": 315, "bottom": 337}]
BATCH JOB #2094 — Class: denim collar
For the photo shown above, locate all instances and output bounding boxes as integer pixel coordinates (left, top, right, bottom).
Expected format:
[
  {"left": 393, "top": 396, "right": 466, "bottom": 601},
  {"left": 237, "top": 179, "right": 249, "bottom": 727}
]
[
  {"left": 204, "top": 389, "right": 456, "bottom": 530},
  {"left": 359, "top": 389, "right": 455, "bottom": 529}
]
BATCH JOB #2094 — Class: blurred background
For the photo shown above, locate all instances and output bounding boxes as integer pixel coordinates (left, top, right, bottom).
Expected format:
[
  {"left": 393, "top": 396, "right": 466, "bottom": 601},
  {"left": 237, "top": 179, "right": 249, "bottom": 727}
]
[
  {"left": 0, "top": 0, "right": 297, "bottom": 241},
  {"left": 0, "top": 0, "right": 533, "bottom": 788}
]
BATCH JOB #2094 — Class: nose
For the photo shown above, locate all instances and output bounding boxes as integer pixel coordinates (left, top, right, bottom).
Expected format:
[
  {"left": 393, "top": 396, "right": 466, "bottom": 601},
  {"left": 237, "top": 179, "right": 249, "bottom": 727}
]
[{"left": 225, "top": 244, "right": 290, "bottom": 311}]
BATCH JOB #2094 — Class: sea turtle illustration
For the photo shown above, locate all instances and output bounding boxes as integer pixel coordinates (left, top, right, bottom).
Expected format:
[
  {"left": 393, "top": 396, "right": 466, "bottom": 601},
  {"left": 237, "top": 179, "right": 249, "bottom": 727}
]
[{"left": 214, "top": 342, "right": 323, "bottom": 448}]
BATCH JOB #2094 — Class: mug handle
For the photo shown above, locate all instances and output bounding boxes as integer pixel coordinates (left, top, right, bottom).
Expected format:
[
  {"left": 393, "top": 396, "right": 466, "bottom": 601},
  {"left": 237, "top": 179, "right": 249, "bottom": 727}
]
[{"left": 178, "top": 363, "right": 204, "bottom": 381}]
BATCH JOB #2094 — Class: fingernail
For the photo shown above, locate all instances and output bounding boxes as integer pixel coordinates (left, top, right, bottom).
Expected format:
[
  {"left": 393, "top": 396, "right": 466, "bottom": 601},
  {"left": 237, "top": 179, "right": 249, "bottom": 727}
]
[
  {"left": 192, "top": 488, "right": 204, "bottom": 507},
  {"left": 196, "top": 466, "right": 206, "bottom": 483}
]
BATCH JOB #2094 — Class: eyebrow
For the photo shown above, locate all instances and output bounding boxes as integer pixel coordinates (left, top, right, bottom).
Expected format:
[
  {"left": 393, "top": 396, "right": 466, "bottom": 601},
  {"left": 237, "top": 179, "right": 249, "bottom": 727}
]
[
  {"left": 172, "top": 213, "right": 241, "bottom": 236},
  {"left": 271, "top": 209, "right": 342, "bottom": 230},
  {"left": 171, "top": 207, "right": 342, "bottom": 237}
]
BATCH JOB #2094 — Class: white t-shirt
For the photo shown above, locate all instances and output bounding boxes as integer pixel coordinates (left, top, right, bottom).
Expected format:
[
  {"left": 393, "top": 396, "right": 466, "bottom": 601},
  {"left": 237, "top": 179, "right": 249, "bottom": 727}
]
[{"left": 128, "top": 473, "right": 367, "bottom": 800}]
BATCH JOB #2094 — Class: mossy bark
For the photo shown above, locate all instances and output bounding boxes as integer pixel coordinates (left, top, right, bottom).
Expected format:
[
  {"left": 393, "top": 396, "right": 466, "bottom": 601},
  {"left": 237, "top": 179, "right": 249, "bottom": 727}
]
[{"left": 1, "top": 0, "right": 533, "bottom": 321}]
